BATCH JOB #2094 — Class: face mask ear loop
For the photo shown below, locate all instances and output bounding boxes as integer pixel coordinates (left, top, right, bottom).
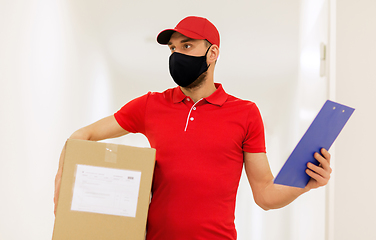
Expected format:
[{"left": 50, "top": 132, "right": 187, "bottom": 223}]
[
  {"left": 205, "top": 44, "right": 213, "bottom": 68},
  {"left": 205, "top": 44, "right": 212, "bottom": 56}
]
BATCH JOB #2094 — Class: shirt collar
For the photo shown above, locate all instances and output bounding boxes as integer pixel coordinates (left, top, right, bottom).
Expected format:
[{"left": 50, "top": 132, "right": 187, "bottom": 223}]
[
  {"left": 172, "top": 83, "right": 228, "bottom": 107},
  {"left": 172, "top": 86, "right": 188, "bottom": 103},
  {"left": 205, "top": 83, "right": 228, "bottom": 106}
]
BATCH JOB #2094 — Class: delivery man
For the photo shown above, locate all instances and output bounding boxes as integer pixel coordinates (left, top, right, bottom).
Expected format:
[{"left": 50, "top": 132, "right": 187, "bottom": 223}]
[{"left": 54, "top": 16, "right": 332, "bottom": 240}]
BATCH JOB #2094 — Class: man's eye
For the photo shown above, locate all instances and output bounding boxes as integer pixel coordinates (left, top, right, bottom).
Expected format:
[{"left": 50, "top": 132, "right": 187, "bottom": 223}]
[
  {"left": 170, "top": 47, "right": 176, "bottom": 52},
  {"left": 183, "top": 44, "right": 191, "bottom": 49}
]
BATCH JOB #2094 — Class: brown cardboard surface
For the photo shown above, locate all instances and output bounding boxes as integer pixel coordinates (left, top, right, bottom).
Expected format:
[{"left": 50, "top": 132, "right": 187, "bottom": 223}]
[{"left": 52, "top": 139, "right": 155, "bottom": 240}]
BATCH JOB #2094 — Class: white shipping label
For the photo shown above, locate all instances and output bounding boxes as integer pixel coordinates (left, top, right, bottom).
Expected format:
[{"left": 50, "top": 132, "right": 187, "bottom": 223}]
[{"left": 71, "top": 164, "right": 142, "bottom": 218}]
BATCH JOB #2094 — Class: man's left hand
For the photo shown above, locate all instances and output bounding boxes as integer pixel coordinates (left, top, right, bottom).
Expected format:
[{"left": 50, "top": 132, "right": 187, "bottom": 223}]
[{"left": 305, "top": 148, "right": 332, "bottom": 190}]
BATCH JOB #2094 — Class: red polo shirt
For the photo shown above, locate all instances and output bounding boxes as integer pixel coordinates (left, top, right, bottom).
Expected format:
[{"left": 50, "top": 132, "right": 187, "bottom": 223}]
[{"left": 114, "top": 83, "right": 266, "bottom": 240}]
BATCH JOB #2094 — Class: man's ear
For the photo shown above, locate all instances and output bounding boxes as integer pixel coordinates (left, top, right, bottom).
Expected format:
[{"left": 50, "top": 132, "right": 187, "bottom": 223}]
[{"left": 207, "top": 45, "right": 219, "bottom": 64}]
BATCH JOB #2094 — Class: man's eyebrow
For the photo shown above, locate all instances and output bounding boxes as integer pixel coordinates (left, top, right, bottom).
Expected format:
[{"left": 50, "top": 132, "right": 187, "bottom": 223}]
[
  {"left": 181, "top": 38, "right": 195, "bottom": 43},
  {"left": 167, "top": 38, "right": 196, "bottom": 46}
]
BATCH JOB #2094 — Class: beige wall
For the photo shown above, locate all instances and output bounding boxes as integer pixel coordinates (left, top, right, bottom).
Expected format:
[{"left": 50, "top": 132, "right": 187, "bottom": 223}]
[{"left": 331, "top": 0, "right": 376, "bottom": 239}]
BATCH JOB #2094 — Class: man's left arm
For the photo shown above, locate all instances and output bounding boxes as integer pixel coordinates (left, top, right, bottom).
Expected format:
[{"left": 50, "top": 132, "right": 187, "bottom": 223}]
[{"left": 243, "top": 149, "right": 332, "bottom": 210}]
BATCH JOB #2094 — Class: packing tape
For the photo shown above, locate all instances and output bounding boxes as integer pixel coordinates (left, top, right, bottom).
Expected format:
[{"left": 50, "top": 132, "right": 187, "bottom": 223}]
[{"left": 105, "top": 143, "right": 118, "bottom": 163}]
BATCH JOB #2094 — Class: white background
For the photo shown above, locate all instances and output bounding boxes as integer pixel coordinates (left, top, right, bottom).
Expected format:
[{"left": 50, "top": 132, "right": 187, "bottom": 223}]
[{"left": 0, "top": 0, "right": 375, "bottom": 239}]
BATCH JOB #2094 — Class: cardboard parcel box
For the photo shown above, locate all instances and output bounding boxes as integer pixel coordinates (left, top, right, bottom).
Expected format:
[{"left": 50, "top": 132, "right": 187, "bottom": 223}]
[{"left": 53, "top": 139, "right": 156, "bottom": 240}]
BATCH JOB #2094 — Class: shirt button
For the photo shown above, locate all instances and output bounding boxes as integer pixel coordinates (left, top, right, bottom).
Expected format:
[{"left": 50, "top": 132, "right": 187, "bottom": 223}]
[
  {"left": 190, "top": 117, "right": 194, "bottom": 121},
  {"left": 186, "top": 98, "right": 190, "bottom": 101},
  {"left": 193, "top": 107, "right": 196, "bottom": 110}
]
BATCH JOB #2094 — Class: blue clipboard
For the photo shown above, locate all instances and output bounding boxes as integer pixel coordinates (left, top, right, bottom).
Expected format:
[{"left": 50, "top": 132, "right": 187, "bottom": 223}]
[{"left": 274, "top": 100, "right": 355, "bottom": 188}]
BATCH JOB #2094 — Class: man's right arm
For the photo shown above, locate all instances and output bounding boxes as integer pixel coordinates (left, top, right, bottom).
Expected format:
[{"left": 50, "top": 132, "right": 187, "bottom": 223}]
[{"left": 54, "top": 115, "right": 129, "bottom": 214}]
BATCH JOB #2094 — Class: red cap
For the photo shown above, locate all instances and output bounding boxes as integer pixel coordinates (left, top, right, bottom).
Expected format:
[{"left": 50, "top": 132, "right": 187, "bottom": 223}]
[{"left": 157, "top": 16, "right": 220, "bottom": 47}]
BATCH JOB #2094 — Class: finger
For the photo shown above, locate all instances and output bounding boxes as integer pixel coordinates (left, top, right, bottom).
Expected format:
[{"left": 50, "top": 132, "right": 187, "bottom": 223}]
[
  {"left": 311, "top": 155, "right": 333, "bottom": 177},
  {"left": 314, "top": 152, "right": 331, "bottom": 171},
  {"left": 320, "top": 148, "right": 331, "bottom": 164},
  {"left": 307, "top": 162, "right": 331, "bottom": 179},
  {"left": 306, "top": 168, "right": 329, "bottom": 186}
]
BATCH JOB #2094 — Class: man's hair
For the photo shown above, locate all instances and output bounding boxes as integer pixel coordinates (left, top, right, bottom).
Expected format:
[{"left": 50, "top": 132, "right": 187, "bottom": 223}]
[{"left": 204, "top": 40, "right": 211, "bottom": 48}]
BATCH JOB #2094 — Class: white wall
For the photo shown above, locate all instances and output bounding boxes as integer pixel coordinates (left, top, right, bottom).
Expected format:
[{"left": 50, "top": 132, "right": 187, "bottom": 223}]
[
  {"left": 330, "top": 1, "right": 376, "bottom": 239},
  {"left": 0, "top": 1, "right": 333, "bottom": 239}
]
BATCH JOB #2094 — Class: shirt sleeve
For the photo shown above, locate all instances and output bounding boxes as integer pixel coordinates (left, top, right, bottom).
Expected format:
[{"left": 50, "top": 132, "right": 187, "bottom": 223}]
[
  {"left": 114, "top": 92, "right": 150, "bottom": 134},
  {"left": 242, "top": 103, "right": 266, "bottom": 153}
]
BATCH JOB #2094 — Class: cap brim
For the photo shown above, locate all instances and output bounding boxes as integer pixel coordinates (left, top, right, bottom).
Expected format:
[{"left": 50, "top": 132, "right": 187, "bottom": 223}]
[
  {"left": 157, "top": 28, "right": 206, "bottom": 45},
  {"left": 157, "top": 29, "right": 176, "bottom": 45}
]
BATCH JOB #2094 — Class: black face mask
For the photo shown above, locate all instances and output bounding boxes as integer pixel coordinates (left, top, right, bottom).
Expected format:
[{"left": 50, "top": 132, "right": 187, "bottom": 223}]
[{"left": 169, "top": 46, "right": 211, "bottom": 87}]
